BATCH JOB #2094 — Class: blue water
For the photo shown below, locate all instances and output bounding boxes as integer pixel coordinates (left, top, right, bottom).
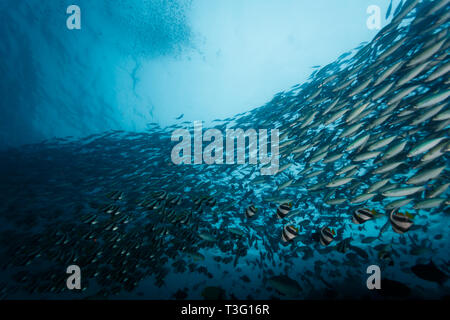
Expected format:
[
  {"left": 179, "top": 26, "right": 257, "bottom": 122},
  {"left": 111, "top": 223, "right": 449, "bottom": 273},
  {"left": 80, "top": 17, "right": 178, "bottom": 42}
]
[{"left": 0, "top": 0, "right": 394, "bottom": 148}]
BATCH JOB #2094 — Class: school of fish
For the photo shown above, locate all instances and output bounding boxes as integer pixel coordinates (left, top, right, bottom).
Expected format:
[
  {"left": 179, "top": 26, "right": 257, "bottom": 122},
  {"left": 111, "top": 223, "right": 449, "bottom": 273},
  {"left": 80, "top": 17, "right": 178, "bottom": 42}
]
[{"left": 0, "top": 0, "right": 449, "bottom": 299}]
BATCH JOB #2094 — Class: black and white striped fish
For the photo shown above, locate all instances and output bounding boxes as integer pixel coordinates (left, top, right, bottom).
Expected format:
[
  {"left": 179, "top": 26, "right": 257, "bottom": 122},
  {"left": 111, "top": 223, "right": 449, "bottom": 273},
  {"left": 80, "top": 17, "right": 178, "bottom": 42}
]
[
  {"left": 281, "top": 225, "right": 298, "bottom": 242},
  {"left": 352, "top": 208, "right": 377, "bottom": 224},
  {"left": 168, "top": 195, "right": 182, "bottom": 206},
  {"left": 276, "top": 202, "right": 293, "bottom": 219},
  {"left": 389, "top": 209, "right": 414, "bottom": 234},
  {"left": 319, "top": 226, "right": 336, "bottom": 246},
  {"left": 245, "top": 205, "right": 258, "bottom": 218}
]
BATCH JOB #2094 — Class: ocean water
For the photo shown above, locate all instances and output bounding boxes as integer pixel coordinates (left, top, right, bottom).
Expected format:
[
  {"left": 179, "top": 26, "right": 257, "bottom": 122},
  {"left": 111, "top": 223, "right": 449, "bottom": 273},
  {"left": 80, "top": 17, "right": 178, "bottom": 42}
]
[{"left": 0, "top": 0, "right": 449, "bottom": 300}]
